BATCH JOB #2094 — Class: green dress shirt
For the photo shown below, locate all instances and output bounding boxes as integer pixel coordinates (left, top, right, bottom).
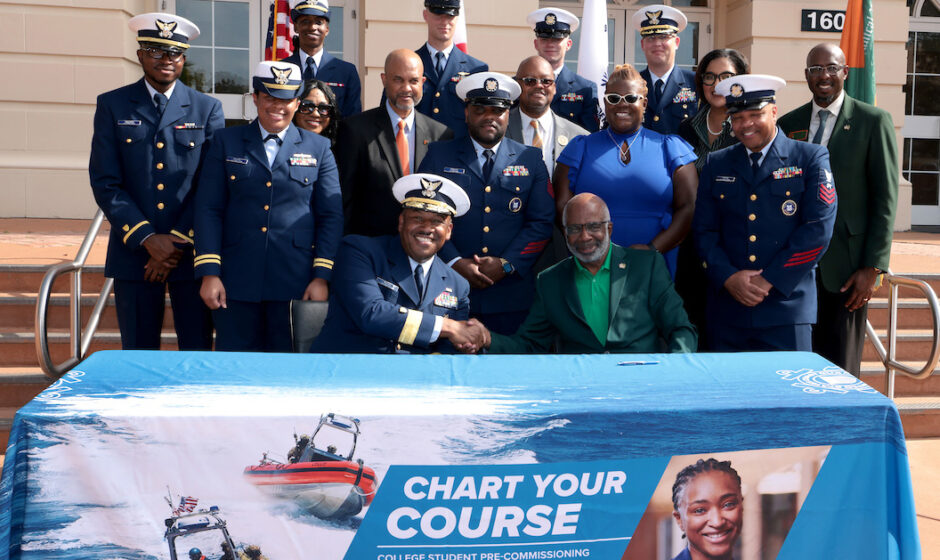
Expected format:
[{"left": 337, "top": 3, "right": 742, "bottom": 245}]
[{"left": 572, "top": 246, "right": 612, "bottom": 345}]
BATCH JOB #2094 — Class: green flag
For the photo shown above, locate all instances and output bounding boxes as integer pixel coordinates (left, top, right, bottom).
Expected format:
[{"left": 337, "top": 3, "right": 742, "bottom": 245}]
[{"left": 840, "top": 0, "right": 876, "bottom": 104}]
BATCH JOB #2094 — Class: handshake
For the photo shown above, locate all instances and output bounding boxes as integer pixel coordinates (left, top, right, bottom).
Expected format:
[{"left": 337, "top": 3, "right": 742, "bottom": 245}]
[{"left": 441, "top": 318, "right": 491, "bottom": 354}]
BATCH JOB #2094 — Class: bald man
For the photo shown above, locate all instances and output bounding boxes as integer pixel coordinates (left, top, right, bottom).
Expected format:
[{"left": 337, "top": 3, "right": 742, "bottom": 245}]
[
  {"left": 336, "top": 48, "right": 454, "bottom": 236},
  {"left": 778, "top": 43, "right": 898, "bottom": 375}
]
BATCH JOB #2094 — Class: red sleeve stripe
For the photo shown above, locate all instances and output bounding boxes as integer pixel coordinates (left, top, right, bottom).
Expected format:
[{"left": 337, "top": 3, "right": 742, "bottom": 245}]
[
  {"left": 784, "top": 255, "right": 822, "bottom": 267},
  {"left": 789, "top": 247, "right": 823, "bottom": 259}
]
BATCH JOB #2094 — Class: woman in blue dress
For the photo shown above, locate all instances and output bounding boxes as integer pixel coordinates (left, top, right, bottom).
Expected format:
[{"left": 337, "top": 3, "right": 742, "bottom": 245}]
[{"left": 553, "top": 64, "right": 697, "bottom": 277}]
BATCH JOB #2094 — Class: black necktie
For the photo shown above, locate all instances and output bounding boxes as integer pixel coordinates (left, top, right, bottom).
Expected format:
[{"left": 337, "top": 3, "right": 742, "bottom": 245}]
[
  {"left": 264, "top": 133, "right": 283, "bottom": 146},
  {"left": 811, "top": 109, "right": 830, "bottom": 144},
  {"left": 750, "top": 152, "right": 762, "bottom": 172},
  {"left": 153, "top": 92, "right": 167, "bottom": 115},
  {"left": 654, "top": 79, "right": 664, "bottom": 105},
  {"left": 482, "top": 149, "right": 495, "bottom": 179},
  {"left": 304, "top": 57, "right": 317, "bottom": 81},
  {"left": 435, "top": 52, "right": 445, "bottom": 77},
  {"left": 414, "top": 265, "right": 426, "bottom": 301}
]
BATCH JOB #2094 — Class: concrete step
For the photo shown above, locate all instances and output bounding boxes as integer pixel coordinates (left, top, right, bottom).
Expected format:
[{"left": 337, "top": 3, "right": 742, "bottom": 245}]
[
  {"left": 861, "top": 361, "right": 940, "bottom": 397},
  {"left": 0, "top": 264, "right": 106, "bottom": 293},
  {"left": 0, "top": 367, "right": 49, "bottom": 408},
  {"left": 0, "top": 329, "right": 179, "bottom": 367},
  {"left": 896, "top": 398, "right": 940, "bottom": 438},
  {"left": 0, "top": 292, "right": 176, "bottom": 331},
  {"left": 864, "top": 329, "right": 937, "bottom": 362},
  {"left": 1, "top": 406, "right": 16, "bottom": 456},
  {"left": 867, "top": 298, "right": 935, "bottom": 330}
]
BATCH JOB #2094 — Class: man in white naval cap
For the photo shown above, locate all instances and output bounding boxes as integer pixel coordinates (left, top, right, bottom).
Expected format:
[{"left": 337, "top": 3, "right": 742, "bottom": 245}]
[
  {"left": 195, "top": 61, "right": 343, "bottom": 352},
  {"left": 693, "top": 74, "right": 837, "bottom": 352},
  {"left": 311, "top": 173, "right": 485, "bottom": 353},
  {"left": 633, "top": 4, "right": 698, "bottom": 134},
  {"left": 527, "top": 7, "right": 599, "bottom": 132},
  {"left": 280, "top": 0, "right": 361, "bottom": 118},
  {"left": 418, "top": 72, "right": 554, "bottom": 336},
  {"left": 89, "top": 12, "right": 223, "bottom": 351}
]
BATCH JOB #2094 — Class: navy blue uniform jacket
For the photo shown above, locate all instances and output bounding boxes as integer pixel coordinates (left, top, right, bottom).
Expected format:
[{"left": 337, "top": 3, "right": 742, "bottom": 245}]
[
  {"left": 310, "top": 235, "right": 470, "bottom": 353},
  {"left": 641, "top": 66, "right": 698, "bottom": 135},
  {"left": 194, "top": 121, "right": 343, "bottom": 302},
  {"left": 552, "top": 66, "right": 599, "bottom": 132},
  {"left": 89, "top": 79, "right": 224, "bottom": 281},
  {"left": 414, "top": 44, "right": 488, "bottom": 138},
  {"left": 693, "top": 130, "right": 837, "bottom": 327},
  {"left": 418, "top": 136, "right": 554, "bottom": 314},
  {"left": 282, "top": 50, "right": 362, "bottom": 118}
]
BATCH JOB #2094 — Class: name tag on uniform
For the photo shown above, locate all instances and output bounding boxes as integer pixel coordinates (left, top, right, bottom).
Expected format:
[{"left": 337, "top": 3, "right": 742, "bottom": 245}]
[
  {"left": 226, "top": 156, "right": 249, "bottom": 165},
  {"left": 772, "top": 166, "right": 803, "bottom": 179},
  {"left": 376, "top": 277, "right": 399, "bottom": 292},
  {"left": 434, "top": 288, "right": 458, "bottom": 309},
  {"left": 289, "top": 153, "right": 317, "bottom": 166},
  {"left": 325, "top": 82, "right": 344, "bottom": 88},
  {"left": 175, "top": 123, "right": 204, "bottom": 130},
  {"left": 715, "top": 175, "right": 736, "bottom": 183},
  {"left": 503, "top": 165, "right": 529, "bottom": 176},
  {"left": 117, "top": 120, "right": 141, "bottom": 126},
  {"left": 443, "top": 167, "right": 465, "bottom": 174}
]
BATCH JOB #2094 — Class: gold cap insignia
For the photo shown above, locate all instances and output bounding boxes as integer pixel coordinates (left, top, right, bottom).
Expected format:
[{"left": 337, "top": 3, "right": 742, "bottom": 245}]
[
  {"left": 730, "top": 84, "right": 744, "bottom": 98},
  {"left": 545, "top": 14, "right": 556, "bottom": 25},
  {"left": 271, "top": 66, "right": 291, "bottom": 85},
  {"left": 646, "top": 10, "right": 662, "bottom": 25},
  {"left": 155, "top": 19, "right": 178, "bottom": 39},
  {"left": 420, "top": 177, "right": 443, "bottom": 198},
  {"left": 484, "top": 78, "right": 499, "bottom": 93}
]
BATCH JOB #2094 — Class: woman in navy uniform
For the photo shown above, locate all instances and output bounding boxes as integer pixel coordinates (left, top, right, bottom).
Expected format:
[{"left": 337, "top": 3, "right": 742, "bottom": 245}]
[
  {"left": 195, "top": 61, "right": 343, "bottom": 352},
  {"left": 89, "top": 12, "right": 223, "bottom": 350},
  {"left": 693, "top": 75, "right": 836, "bottom": 351}
]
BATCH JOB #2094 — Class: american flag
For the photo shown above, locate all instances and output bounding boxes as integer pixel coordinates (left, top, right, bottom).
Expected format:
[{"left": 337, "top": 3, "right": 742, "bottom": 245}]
[
  {"left": 454, "top": 0, "right": 468, "bottom": 53},
  {"left": 264, "top": 0, "right": 294, "bottom": 61},
  {"left": 173, "top": 496, "right": 199, "bottom": 516}
]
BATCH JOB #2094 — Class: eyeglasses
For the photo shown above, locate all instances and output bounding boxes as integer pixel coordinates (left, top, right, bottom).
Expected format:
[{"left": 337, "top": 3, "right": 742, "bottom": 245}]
[
  {"left": 604, "top": 93, "right": 644, "bottom": 105},
  {"left": 142, "top": 47, "right": 185, "bottom": 62},
  {"left": 806, "top": 64, "right": 846, "bottom": 76},
  {"left": 702, "top": 71, "right": 736, "bottom": 86},
  {"left": 643, "top": 33, "right": 676, "bottom": 43},
  {"left": 298, "top": 101, "right": 333, "bottom": 116},
  {"left": 519, "top": 77, "right": 555, "bottom": 87},
  {"left": 564, "top": 221, "right": 609, "bottom": 236}
]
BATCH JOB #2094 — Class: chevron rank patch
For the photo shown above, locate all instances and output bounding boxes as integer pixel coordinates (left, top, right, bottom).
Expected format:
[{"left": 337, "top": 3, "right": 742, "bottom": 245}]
[{"left": 818, "top": 168, "right": 835, "bottom": 205}]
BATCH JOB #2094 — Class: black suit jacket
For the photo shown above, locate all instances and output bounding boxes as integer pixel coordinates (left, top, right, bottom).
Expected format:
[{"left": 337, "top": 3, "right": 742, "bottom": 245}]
[{"left": 335, "top": 106, "right": 453, "bottom": 236}]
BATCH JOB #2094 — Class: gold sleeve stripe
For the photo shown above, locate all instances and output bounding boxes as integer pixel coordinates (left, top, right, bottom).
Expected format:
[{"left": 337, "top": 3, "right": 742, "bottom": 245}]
[
  {"left": 194, "top": 254, "right": 221, "bottom": 264},
  {"left": 398, "top": 310, "right": 423, "bottom": 345},
  {"left": 170, "top": 230, "right": 194, "bottom": 244},
  {"left": 122, "top": 221, "right": 150, "bottom": 244},
  {"left": 313, "top": 258, "right": 334, "bottom": 269},
  {"left": 194, "top": 258, "right": 221, "bottom": 267}
]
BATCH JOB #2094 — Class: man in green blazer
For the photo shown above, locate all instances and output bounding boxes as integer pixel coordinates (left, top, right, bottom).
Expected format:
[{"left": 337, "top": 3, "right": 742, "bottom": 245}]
[
  {"left": 473, "top": 193, "right": 696, "bottom": 354},
  {"left": 778, "top": 43, "right": 898, "bottom": 375}
]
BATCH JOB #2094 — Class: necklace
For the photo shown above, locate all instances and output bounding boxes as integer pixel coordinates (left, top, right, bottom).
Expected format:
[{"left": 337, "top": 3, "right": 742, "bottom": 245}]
[
  {"left": 705, "top": 107, "right": 728, "bottom": 136},
  {"left": 606, "top": 127, "right": 642, "bottom": 165}
]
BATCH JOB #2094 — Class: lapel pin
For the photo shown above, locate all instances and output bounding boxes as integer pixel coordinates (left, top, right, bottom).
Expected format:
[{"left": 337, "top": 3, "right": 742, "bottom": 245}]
[
  {"left": 619, "top": 263, "right": 626, "bottom": 269},
  {"left": 844, "top": 124, "right": 850, "bottom": 131},
  {"left": 423, "top": 139, "right": 429, "bottom": 145}
]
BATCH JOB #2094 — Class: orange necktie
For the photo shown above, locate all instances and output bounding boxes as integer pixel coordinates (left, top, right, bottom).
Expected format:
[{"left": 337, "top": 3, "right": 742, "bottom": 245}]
[
  {"left": 397, "top": 120, "right": 410, "bottom": 175},
  {"left": 530, "top": 120, "right": 544, "bottom": 149}
]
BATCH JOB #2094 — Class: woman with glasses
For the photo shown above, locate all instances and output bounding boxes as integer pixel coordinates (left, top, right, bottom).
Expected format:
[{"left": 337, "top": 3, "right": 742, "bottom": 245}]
[
  {"left": 677, "top": 49, "right": 750, "bottom": 171},
  {"left": 293, "top": 79, "right": 340, "bottom": 146},
  {"left": 554, "top": 64, "right": 697, "bottom": 278},
  {"left": 675, "top": 49, "right": 748, "bottom": 349}
]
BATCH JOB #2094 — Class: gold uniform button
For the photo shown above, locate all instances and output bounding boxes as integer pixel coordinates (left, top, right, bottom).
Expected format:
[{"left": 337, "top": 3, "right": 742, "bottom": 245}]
[
  {"left": 433, "top": 108, "right": 440, "bottom": 114},
  {"left": 266, "top": 181, "right": 272, "bottom": 187},
  {"left": 229, "top": 175, "right": 236, "bottom": 180},
  {"left": 484, "top": 186, "right": 491, "bottom": 193},
  {"left": 481, "top": 247, "right": 489, "bottom": 254},
  {"left": 156, "top": 141, "right": 164, "bottom": 149},
  {"left": 786, "top": 191, "right": 791, "bottom": 196},
  {"left": 263, "top": 205, "right": 270, "bottom": 211},
  {"left": 157, "top": 202, "right": 165, "bottom": 210},
  {"left": 435, "top": 92, "right": 441, "bottom": 98},
  {"left": 682, "top": 104, "right": 688, "bottom": 109},
  {"left": 483, "top": 226, "right": 490, "bottom": 233},
  {"left": 396, "top": 343, "right": 402, "bottom": 350},
  {"left": 515, "top": 187, "right": 520, "bottom": 192},
  {"left": 189, "top": 141, "right": 195, "bottom": 147},
  {"left": 261, "top": 227, "right": 267, "bottom": 232},
  {"left": 484, "top": 206, "right": 491, "bottom": 213},
  {"left": 702, "top": 261, "right": 708, "bottom": 269},
  {"left": 749, "top": 255, "right": 757, "bottom": 262},
  {"left": 125, "top": 138, "right": 132, "bottom": 143},
  {"left": 748, "top": 213, "right": 756, "bottom": 221},
  {"left": 156, "top": 162, "right": 164, "bottom": 170},
  {"left": 304, "top": 177, "right": 309, "bottom": 183},
  {"left": 189, "top": 229, "right": 194, "bottom": 236},
  {"left": 569, "top": 113, "right": 574, "bottom": 117},
  {"left": 719, "top": 194, "right": 724, "bottom": 199},
  {"left": 749, "top": 234, "right": 757, "bottom": 242},
  {"left": 157, "top": 183, "right": 165, "bottom": 190},
  {"left": 750, "top": 194, "right": 757, "bottom": 201},
  {"left": 683, "top": 114, "right": 688, "bottom": 118},
  {"left": 654, "top": 115, "right": 660, "bottom": 121}
]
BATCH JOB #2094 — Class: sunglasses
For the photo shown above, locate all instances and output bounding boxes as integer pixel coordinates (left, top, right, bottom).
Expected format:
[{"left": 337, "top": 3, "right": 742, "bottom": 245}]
[
  {"left": 519, "top": 77, "right": 555, "bottom": 87},
  {"left": 298, "top": 101, "right": 334, "bottom": 116},
  {"left": 142, "top": 47, "right": 184, "bottom": 62},
  {"left": 702, "top": 71, "right": 736, "bottom": 86},
  {"left": 604, "top": 93, "right": 644, "bottom": 105}
]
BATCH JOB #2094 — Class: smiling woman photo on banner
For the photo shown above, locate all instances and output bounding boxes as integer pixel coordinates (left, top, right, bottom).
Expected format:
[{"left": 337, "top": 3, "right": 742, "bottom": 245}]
[{"left": 670, "top": 458, "right": 743, "bottom": 560}]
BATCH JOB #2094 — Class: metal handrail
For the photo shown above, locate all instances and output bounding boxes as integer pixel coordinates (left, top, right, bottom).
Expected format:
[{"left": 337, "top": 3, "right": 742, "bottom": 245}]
[
  {"left": 865, "top": 269, "right": 940, "bottom": 398},
  {"left": 34, "top": 209, "right": 114, "bottom": 379}
]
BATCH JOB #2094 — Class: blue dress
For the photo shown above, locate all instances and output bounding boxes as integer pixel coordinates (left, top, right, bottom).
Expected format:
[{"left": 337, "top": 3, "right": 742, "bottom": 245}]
[{"left": 557, "top": 127, "right": 695, "bottom": 277}]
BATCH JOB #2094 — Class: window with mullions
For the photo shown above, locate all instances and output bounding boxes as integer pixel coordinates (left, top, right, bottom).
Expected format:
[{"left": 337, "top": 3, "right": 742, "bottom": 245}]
[
  {"left": 178, "top": 0, "right": 251, "bottom": 95},
  {"left": 905, "top": 0, "right": 940, "bottom": 223}
]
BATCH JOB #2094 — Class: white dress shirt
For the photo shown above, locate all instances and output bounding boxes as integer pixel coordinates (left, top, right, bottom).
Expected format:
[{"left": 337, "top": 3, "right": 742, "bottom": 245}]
[
  {"left": 386, "top": 100, "right": 416, "bottom": 169},
  {"left": 259, "top": 124, "right": 287, "bottom": 167},
  {"left": 745, "top": 129, "right": 778, "bottom": 168},
  {"left": 144, "top": 80, "right": 177, "bottom": 106},
  {"left": 298, "top": 48, "right": 325, "bottom": 76},
  {"left": 519, "top": 110, "right": 555, "bottom": 173},
  {"left": 409, "top": 256, "right": 443, "bottom": 341}
]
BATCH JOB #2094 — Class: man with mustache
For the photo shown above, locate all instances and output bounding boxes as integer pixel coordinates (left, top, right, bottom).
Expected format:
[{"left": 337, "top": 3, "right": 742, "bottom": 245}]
[
  {"left": 336, "top": 49, "right": 453, "bottom": 237},
  {"left": 778, "top": 43, "right": 899, "bottom": 376},
  {"left": 474, "top": 193, "right": 696, "bottom": 354},
  {"left": 89, "top": 12, "right": 222, "bottom": 351},
  {"left": 310, "top": 174, "right": 484, "bottom": 353},
  {"left": 280, "top": 0, "right": 361, "bottom": 118},
  {"left": 418, "top": 72, "right": 554, "bottom": 336}
]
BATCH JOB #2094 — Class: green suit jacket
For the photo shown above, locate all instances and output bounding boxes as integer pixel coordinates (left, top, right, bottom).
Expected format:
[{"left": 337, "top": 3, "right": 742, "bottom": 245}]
[
  {"left": 489, "top": 244, "right": 697, "bottom": 354},
  {"left": 778, "top": 95, "right": 898, "bottom": 293}
]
